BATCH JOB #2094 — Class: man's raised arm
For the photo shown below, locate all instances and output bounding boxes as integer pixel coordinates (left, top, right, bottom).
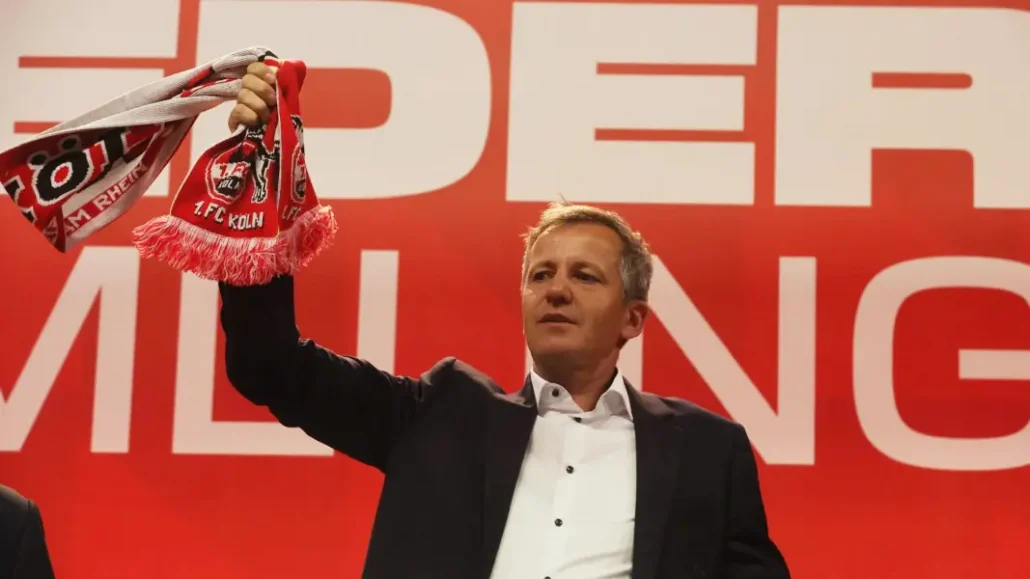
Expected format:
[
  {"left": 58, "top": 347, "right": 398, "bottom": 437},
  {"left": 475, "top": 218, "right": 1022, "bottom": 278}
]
[{"left": 218, "top": 275, "right": 434, "bottom": 469}]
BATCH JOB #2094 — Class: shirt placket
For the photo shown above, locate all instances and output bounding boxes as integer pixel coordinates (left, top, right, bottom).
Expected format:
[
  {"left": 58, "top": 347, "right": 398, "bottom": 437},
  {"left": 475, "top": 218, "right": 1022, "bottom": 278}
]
[{"left": 543, "top": 411, "right": 586, "bottom": 578}]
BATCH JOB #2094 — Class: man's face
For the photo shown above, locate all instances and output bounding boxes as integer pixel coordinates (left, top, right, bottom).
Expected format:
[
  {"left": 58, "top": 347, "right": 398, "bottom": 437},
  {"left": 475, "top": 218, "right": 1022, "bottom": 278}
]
[{"left": 521, "top": 222, "right": 647, "bottom": 366}]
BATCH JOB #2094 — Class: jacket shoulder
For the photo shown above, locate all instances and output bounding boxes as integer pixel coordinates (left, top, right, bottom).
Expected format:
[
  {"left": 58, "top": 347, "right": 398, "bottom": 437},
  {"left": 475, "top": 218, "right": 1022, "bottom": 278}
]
[
  {"left": 420, "top": 356, "right": 508, "bottom": 397},
  {"left": 642, "top": 392, "right": 745, "bottom": 436}
]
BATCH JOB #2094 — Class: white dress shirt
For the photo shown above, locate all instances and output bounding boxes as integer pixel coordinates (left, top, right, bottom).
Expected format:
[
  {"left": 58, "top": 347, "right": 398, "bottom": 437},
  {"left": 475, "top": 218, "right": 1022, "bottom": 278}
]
[{"left": 489, "top": 370, "right": 637, "bottom": 579}]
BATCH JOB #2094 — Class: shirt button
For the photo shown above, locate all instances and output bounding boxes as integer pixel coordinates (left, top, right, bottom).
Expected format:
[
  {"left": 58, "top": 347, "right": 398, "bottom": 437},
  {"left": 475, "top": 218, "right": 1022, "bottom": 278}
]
[
  {"left": 551, "top": 387, "right": 560, "bottom": 397},
  {"left": 566, "top": 465, "right": 574, "bottom": 474},
  {"left": 572, "top": 417, "right": 582, "bottom": 423},
  {"left": 554, "top": 518, "right": 563, "bottom": 527}
]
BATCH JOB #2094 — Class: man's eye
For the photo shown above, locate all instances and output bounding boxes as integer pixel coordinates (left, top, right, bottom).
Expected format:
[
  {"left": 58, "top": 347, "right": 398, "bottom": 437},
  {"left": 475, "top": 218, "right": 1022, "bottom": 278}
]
[
  {"left": 531, "top": 270, "right": 549, "bottom": 281},
  {"left": 575, "top": 272, "right": 597, "bottom": 282}
]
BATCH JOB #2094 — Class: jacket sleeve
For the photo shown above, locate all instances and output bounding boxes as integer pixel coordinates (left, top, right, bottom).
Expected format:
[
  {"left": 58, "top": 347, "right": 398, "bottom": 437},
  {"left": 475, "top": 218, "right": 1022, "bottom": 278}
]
[
  {"left": 218, "top": 274, "right": 438, "bottom": 470},
  {"left": 724, "top": 424, "right": 791, "bottom": 578}
]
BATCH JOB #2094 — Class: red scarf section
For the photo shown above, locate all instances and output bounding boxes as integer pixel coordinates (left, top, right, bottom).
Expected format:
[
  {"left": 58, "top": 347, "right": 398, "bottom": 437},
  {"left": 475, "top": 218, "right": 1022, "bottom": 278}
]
[{"left": 0, "top": 47, "right": 337, "bottom": 286}]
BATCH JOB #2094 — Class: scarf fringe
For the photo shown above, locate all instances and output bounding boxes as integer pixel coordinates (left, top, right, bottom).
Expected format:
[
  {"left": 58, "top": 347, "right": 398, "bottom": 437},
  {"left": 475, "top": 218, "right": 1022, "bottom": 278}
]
[{"left": 131, "top": 205, "right": 338, "bottom": 286}]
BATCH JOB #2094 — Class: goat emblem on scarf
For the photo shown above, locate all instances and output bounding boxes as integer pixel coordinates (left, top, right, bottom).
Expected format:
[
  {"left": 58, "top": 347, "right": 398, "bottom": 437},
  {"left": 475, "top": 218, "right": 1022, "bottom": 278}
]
[{"left": 206, "top": 125, "right": 280, "bottom": 205}]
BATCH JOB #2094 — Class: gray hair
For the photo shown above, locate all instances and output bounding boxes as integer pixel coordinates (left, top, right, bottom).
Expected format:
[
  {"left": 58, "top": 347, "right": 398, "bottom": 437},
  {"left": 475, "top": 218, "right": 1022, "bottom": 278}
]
[{"left": 521, "top": 200, "right": 653, "bottom": 302}]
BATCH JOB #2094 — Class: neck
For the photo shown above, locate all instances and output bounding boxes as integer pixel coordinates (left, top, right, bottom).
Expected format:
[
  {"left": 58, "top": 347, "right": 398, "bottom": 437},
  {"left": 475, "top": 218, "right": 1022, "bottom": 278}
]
[{"left": 533, "top": 351, "right": 619, "bottom": 411}]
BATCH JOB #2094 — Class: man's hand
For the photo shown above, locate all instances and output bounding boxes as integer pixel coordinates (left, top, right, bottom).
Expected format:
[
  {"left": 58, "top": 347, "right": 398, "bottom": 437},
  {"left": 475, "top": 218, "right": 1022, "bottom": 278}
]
[{"left": 228, "top": 61, "right": 278, "bottom": 132}]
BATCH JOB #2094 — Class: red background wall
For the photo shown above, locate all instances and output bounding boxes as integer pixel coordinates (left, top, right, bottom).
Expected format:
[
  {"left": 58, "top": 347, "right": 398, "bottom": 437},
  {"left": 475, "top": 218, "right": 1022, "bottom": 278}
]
[{"left": 1, "top": 1, "right": 1029, "bottom": 577}]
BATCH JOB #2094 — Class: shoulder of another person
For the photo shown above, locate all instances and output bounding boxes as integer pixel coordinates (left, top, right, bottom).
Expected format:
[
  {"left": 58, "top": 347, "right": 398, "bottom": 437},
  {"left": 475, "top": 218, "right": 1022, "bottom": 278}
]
[
  {"left": 0, "top": 484, "right": 34, "bottom": 536},
  {"left": 0, "top": 484, "right": 30, "bottom": 514}
]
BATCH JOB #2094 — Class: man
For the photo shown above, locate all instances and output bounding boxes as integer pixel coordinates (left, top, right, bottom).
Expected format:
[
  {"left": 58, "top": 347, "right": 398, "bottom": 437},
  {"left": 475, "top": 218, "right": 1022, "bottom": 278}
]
[
  {"left": 0, "top": 484, "right": 56, "bottom": 579},
  {"left": 221, "top": 62, "right": 790, "bottom": 578}
]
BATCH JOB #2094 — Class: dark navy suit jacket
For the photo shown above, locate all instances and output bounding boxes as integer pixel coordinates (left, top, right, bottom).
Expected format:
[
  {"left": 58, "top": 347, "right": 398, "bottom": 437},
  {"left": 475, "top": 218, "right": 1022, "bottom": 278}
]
[{"left": 219, "top": 275, "right": 790, "bottom": 579}]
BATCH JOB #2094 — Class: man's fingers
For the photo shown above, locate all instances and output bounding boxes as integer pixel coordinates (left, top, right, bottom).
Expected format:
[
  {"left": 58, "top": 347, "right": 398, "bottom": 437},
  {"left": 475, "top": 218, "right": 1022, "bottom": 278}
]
[
  {"left": 246, "top": 61, "right": 278, "bottom": 86},
  {"left": 228, "top": 103, "right": 259, "bottom": 132},
  {"left": 228, "top": 62, "right": 280, "bottom": 132},
  {"left": 237, "top": 89, "right": 271, "bottom": 123},
  {"left": 241, "top": 74, "right": 276, "bottom": 106},
  {"left": 246, "top": 61, "right": 270, "bottom": 79}
]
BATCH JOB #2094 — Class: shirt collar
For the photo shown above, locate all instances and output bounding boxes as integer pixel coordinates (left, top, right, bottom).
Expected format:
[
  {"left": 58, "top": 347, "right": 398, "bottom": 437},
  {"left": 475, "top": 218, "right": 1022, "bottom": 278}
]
[{"left": 529, "top": 368, "right": 634, "bottom": 421}]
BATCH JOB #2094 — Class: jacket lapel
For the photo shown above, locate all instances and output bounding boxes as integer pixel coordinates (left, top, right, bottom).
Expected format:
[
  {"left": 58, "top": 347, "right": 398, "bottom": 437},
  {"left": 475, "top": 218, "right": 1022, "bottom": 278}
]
[
  {"left": 481, "top": 376, "right": 537, "bottom": 578},
  {"left": 628, "top": 384, "right": 686, "bottom": 579}
]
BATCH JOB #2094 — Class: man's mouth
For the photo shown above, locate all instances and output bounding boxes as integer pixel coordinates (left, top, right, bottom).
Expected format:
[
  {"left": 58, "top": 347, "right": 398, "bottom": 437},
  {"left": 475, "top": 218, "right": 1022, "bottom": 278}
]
[{"left": 539, "top": 313, "right": 574, "bottom": 324}]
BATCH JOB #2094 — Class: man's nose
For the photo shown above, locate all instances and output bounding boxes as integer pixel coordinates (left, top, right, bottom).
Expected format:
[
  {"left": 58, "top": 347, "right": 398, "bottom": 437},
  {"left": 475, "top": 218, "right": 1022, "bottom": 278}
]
[{"left": 544, "top": 275, "right": 572, "bottom": 304}]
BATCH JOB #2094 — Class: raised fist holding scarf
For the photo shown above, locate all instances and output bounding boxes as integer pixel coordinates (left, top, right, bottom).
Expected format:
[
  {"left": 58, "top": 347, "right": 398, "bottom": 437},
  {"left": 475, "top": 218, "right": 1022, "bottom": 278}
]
[
  {"left": 227, "top": 61, "right": 280, "bottom": 134},
  {"left": 0, "top": 47, "right": 337, "bottom": 286}
]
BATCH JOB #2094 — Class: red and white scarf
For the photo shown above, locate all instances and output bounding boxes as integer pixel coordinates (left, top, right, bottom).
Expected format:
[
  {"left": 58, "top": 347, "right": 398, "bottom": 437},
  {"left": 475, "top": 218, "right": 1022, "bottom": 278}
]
[{"left": 0, "top": 46, "right": 337, "bottom": 285}]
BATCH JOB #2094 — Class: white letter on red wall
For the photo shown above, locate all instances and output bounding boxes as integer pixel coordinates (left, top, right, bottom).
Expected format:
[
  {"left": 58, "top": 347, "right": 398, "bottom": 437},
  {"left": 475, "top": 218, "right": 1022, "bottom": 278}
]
[
  {"left": 507, "top": 2, "right": 756, "bottom": 204},
  {"left": 776, "top": 6, "right": 1030, "bottom": 208},
  {"left": 854, "top": 257, "right": 1030, "bottom": 471},
  {"left": 647, "top": 256, "right": 817, "bottom": 464},
  {"left": 0, "top": 248, "right": 139, "bottom": 453}
]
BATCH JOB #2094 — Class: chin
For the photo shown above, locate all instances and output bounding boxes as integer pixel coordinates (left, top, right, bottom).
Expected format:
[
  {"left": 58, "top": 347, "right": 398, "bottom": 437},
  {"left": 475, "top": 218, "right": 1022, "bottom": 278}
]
[{"left": 528, "top": 336, "right": 582, "bottom": 360}]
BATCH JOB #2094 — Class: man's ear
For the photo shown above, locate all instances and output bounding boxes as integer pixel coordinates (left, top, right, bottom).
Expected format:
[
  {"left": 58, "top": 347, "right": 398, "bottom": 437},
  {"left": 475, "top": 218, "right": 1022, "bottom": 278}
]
[{"left": 621, "top": 301, "right": 649, "bottom": 341}]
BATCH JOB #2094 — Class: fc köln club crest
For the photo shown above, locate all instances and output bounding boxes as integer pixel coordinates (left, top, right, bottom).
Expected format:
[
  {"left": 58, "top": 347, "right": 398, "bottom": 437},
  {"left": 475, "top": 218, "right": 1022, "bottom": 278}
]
[{"left": 205, "top": 127, "right": 280, "bottom": 204}]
